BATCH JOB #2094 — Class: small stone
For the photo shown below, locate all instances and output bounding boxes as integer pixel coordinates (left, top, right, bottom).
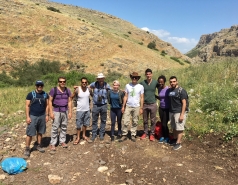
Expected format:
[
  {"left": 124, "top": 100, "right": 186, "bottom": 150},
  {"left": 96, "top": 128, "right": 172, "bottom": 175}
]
[
  {"left": 125, "top": 169, "right": 133, "bottom": 173},
  {"left": 120, "top": 165, "right": 127, "bottom": 168},
  {"left": 48, "top": 175, "right": 63, "bottom": 184},
  {"left": 97, "top": 166, "right": 108, "bottom": 172},
  {"left": 80, "top": 141, "right": 86, "bottom": 145},
  {"left": 0, "top": 174, "right": 6, "bottom": 180},
  {"left": 108, "top": 168, "right": 115, "bottom": 173},
  {"left": 214, "top": 166, "right": 223, "bottom": 170},
  {"left": 21, "top": 143, "right": 26, "bottom": 148},
  {"left": 74, "top": 172, "right": 81, "bottom": 176},
  {"left": 126, "top": 179, "right": 133, "bottom": 184},
  {"left": 99, "top": 160, "right": 106, "bottom": 165},
  {"left": 163, "top": 178, "right": 166, "bottom": 182},
  {"left": 176, "top": 163, "right": 183, "bottom": 167},
  {"left": 9, "top": 176, "right": 15, "bottom": 183},
  {"left": 44, "top": 162, "right": 51, "bottom": 165},
  {"left": 84, "top": 151, "right": 90, "bottom": 154},
  {"left": 188, "top": 170, "right": 193, "bottom": 173},
  {"left": 22, "top": 135, "right": 27, "bottom": 138},
  {"left": 5, "top": 138, "right": 10, "bottom": 142}
]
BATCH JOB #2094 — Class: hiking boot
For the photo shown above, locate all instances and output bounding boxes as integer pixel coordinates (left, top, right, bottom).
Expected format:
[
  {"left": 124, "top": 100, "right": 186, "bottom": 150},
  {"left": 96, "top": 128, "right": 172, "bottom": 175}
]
[
  {"left": 100, "top": 137, "right": 104, "bottom": 141},
  {"left": 60, "top": 143, "right": 68, "bottom": 148},
  {"left": 163, "top": 137, "right": 169, "bottom": 144},
  {"left": 158, "top": 137, "right": 164, "bottom": 143},
  {"left": 173, "top": 143, "right": 182, "bottom": 150},
  {"left": 24, "top": 147, "right": 30, "bottom": 157},
  {"left": 118, "top": 135, "right": 127, "bottom": 142},
  {"left": 36, "top": 145, "right": 45, "bottom": 153},
  {"left": 169, "top": 139, "right": 177, "bottom": 146},
  {"left": 140, "top": 133, "right": 148, "bottom": 140},
  {"left": 131, "top": 136, "right": 136, "bottom": 142},
  {"left": 149, "top": 135, "right": 155, "bottom": 141},
  {"left": 90, "top": 137, "right": 96, "bottom": 143},
  {"left": 116, "top": 135, "right": 122, "bottom": 140}
]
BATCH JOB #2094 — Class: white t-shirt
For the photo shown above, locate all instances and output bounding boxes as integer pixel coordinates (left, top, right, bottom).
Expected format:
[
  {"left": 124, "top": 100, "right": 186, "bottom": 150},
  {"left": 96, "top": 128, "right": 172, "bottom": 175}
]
[
  {"left": 76, "top": 87, "right": 90, "bottom": 111},
  {"left": 125, "top": 83, "right": 144, "bottom": 107}
]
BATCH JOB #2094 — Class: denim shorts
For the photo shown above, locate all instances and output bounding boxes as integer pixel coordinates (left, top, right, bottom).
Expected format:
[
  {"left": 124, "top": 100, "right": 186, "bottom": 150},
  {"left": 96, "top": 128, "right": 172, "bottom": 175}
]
[
  {"left": 76, "top": 110, "right": 90, "bottom": 129},
  {"left": 26, "top": 114, "right": 46, "bottom": 136}
]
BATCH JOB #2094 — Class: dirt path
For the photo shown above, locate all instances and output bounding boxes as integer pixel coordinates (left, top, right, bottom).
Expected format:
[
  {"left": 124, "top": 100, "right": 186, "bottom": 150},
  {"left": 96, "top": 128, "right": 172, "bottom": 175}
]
[{"left": 0, "top": 108, "right": 237, "bottom": 185}]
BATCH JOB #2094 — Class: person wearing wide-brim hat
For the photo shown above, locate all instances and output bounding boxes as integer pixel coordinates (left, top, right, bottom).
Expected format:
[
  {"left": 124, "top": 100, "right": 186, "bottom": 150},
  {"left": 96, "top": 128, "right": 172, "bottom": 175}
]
[
  {"left": 119, "top": 72, "right": 144, "bottom": 142},
  {"left": 89, "top": 73, "right": 111, "bottom": 142}
]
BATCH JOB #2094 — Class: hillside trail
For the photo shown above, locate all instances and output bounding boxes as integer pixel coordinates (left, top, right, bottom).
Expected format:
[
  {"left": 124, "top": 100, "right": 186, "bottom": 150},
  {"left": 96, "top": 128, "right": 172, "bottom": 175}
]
[{"left": 0, "top": 107, "right": 237, "bottom": 185}]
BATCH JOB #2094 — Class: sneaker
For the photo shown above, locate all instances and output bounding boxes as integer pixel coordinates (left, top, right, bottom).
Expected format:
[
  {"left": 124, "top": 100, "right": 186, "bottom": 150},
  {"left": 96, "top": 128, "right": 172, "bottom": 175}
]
[
  {"left": 100, "top": 137, "right": 104, "bottom": 141},
  {"left": 159, "top": 137, "right": 164, "bottom": 143},
  {"left": 111, "top": 136, "right": 115, "bottom": 142},
  {"left": 169, "top": 139, "right": 177, "bottom": 146},
  {"left": 24, "top": 147, "right": 30, "bottom": 157},
  {"left": 131, "top": 135, "right": 136, "bottom": 142},
  {"left": 163, "top": 137, "right": 169, "bottom": 144},
  {"left": 118, "top": 135, "right": 127, "bottom": 142},
  {"left": 36, "top": 145, "right": 45, "bottom": 153},
  {"left": 173, "top": 143, "right": 182, "bottom": 150},
  {"left": 90, "top": 137, "right": 96, "bottom": 142},
  {"left": 60, "top": 143, "right": 68, "bottom": 148},
  {"left": 149, "top": 135, "right": 155, "bottom": 141},
  {"left": 140, "top": 133, "right": 148, "bottom": 140}
]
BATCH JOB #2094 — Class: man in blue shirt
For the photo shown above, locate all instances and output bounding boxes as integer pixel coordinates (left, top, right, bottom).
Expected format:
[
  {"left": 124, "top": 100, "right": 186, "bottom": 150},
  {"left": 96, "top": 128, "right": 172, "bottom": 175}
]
[
  {"left": 90, "top": 73, "right": 110, "bottom": 141},
  {"left": 25, "top": 80, "right": 49, "bottom": 157}
]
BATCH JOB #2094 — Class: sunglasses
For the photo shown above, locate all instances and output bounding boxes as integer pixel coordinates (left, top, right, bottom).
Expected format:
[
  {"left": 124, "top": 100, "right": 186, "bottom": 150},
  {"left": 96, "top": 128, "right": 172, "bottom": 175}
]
[
  {"left": 59, "top": 81, "right": 66, "bottom": 83},
  {"left": 81, "top": 82, "right": 87, "bottom": 84},
  {"left": 131, "top": 76, "right": 139, "bottom": 80},
  {"left": 36, "top": 84, "right": 44, "bottom": 87}
]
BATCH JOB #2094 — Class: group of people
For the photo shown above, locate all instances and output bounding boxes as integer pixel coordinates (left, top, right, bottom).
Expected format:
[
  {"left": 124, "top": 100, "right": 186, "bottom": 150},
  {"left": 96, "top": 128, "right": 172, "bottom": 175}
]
[{"left": 24, "top": 69, "right": 189, "bottom": 157}]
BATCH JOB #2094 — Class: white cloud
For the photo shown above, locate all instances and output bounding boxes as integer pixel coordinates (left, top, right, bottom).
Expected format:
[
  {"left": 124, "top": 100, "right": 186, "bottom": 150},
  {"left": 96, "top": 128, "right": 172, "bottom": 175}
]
[
  {"left": 141, "top": 27, "right": 198, "bottom": 53},
  {"left": 141, "top": 27, "right": 170, "bottom": 38}
]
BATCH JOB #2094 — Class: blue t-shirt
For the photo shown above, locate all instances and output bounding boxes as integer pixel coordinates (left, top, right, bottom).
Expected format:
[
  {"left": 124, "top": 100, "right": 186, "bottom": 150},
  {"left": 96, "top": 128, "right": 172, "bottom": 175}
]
[
  {"left": 26, "top": 91, "right": 49, "bottom": 116},
  {"left": 110, "top": 91, "right": 123, "bottom": 109},
  {"left": 90, "top": 82, "right": 110, "bottom": 105}
]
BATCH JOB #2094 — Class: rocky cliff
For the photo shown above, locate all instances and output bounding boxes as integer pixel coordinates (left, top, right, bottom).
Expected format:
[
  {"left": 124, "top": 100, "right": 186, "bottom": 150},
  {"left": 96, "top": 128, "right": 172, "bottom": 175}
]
[
  {"left": 0, "top": 0, "right": 191, "bottom": 75},
  {"left": 186, "top": 25, "right": 238, "bottom": 62}
]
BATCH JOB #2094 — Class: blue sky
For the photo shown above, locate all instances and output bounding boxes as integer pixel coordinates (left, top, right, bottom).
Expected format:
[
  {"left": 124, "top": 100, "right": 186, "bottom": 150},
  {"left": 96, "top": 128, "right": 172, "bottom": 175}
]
[{"left": 51, "top": 0, "right": 238, "bottom": 54}]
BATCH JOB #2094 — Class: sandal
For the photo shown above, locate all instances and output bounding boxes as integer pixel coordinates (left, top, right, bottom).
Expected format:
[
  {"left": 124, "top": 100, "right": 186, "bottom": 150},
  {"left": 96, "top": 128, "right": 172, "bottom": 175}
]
[
  {"left": 73, "top": 140, "right": 80, "bottom": 145},
  {"left": 83, "top": 136, "right": 93, "bottom": 143},
  {"left": 60, "top": 143, "right": 68, "bottom": 148},
  {"left": 50, "top": 145, "right": 56, "bottom": 151}
]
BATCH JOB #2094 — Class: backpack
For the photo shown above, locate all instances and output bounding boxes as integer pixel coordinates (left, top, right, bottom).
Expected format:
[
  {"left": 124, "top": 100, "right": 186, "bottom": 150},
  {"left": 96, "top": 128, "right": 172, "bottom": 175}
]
[
  {"left": 107, "top": 90, "right": 124, "bottom": 105},
  {"left": 177, "top": 87, "right": 189, "bottom": 112},
  {"left": 94, "top": 81, "right": 108, "bottom": 90},
  {"left": 154, "top": 121, "right": 162, "bottom": 139},
  {"left": 30, "top": 90, "right": 47, "bottom": 106},
  {"left": 52, "top": 87, "right": 70, "bottom": 108}
]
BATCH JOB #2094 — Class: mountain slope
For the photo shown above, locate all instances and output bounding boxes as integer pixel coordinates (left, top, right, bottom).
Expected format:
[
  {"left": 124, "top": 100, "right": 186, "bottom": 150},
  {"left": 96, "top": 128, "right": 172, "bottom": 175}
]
[
  {"left": 0, "top": 0, "right": 191, "bottom": 75},
  {"left": 186, "top": 25, "right": 238, "bottom": 62}
]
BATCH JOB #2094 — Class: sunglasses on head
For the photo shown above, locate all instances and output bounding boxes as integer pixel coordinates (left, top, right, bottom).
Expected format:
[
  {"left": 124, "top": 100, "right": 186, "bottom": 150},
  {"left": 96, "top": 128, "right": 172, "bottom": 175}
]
[
  {"left": 131, "top": 76, "right": 139, "bottom": 80},
  {"left": 59, "top": 81, "right": 66, "bottom": 83}
]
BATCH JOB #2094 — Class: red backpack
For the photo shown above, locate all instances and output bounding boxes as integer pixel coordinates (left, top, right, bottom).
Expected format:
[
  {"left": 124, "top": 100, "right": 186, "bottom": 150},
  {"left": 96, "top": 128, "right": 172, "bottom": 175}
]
[{"left": 154, "top": 121, "right": 162, "bottom": 139}]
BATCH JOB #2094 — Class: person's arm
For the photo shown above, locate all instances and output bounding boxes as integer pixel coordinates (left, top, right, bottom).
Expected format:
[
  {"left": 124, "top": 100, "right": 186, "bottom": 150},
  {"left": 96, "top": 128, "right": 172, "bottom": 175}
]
[
  {"left": 139, "top": 93, "right": 144, "bottom": 115},
  {"left": 25, "top": 100, "right": 31, "bottom": 124},
  {"left": 68, "top": 95, "right": 72, "bottom": 119},
  {"left": 121, "top": 92, "right": 128, "bottom": 114},
  {"left": 49, "top": 95, "right": 54, "bottom": 120},
  {"left": 179, "top": 99, "right": 186, "bottom": 122}
]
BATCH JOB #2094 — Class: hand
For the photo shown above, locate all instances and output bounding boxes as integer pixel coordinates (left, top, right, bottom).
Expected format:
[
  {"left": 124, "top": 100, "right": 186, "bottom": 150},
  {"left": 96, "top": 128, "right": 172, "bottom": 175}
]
[
  {"left": 179, "top": 114, "right": 184, "bottom": 122},
  {"left": 46, "top": 115, "right": 49, "bottom": 122},
  {"left": 26, "top": 117, "right": 31, "bottom": 125},
  {"left": 68, "top": 112, "right": 72, "bottom": 119},
  {"left": 50, "top": 113, "right": 54, "bottom": 120},
  {"left": 121, "top": 107, "right": 125, "bottom": 114},
  {"left": 139, "top": 108, "right": 143, "bottom": 115}
]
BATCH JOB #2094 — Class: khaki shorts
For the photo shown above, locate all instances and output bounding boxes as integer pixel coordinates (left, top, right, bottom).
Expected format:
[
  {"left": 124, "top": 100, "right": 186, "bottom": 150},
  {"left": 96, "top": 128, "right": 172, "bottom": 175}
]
[{"left": 170, "top": 112, "right": 188, "bottom": 131}]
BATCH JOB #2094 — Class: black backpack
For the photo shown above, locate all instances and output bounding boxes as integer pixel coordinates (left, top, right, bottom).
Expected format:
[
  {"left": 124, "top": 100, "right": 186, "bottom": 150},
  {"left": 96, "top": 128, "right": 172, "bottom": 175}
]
[{"left": 178, "top": 87, "right": 189, "bottom": 112}]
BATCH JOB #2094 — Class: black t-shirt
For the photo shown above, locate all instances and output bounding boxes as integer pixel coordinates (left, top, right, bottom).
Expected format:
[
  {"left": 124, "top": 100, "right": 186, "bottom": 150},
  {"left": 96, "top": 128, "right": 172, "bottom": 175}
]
[
  {"left": 26, "top": 91, "right": 49, "bottom": 116},
  {"left": 168, "top": 87, "right": 188, "bottom": 113}
]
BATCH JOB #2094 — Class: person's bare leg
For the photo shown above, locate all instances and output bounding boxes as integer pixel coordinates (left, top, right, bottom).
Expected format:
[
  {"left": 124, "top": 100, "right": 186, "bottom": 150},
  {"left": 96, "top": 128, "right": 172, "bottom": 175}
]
[
  {"left": 176, "top": 130, "right": 183, "bottom": 143},
  {"left": 82, "top": 126, "right": 87, "bottom": 139},
  {"left": 26, "top": 136, "right": 32, "bottom": 147},
  {"left": 37, "top": 133, "right": 42, "bottom": 145}
]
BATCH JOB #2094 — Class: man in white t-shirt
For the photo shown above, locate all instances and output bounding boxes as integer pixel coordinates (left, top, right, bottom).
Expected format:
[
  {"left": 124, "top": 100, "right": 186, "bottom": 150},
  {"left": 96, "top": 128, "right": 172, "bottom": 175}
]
[
  {"left": 120, "top": 72, "right": 144, "bottom": 142},
  {"left": 71, "top": 77, "right": 92, "bottom": 144}
]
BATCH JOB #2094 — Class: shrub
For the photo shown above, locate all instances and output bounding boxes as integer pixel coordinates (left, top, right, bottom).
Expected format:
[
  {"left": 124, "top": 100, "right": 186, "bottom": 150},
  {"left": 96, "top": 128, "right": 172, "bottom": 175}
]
[
  {"left": 184, "top": 59, "right": 191, "bottom": 64},
  {"left": 100, "top": 63, "right": 104, "bottom": 66},
  {"left": 47, "top": 6, "right": 61, "bottom": 13},
  {"left": 147, "top": 41, "right": 156, "bottom": 50},
  {"left": 124, "top": 34, "right": 129, "bottom": 37},
  {"left": 138, "top": 42, "right": 143, "bottom": 45},
  {"left": 170, "top": 57, "right": 184, "bottom": 65},
  {"left": 128, "top": 31, "right": 131, "bottom": 34},
  {"left": 118, "top": 45, "right": 123, "bottom": 48},
  {"left": 146, "top": 31, "right": 149, "bottom": 34},
  {"left": 161, "top": 50, "right": 167, "bottom": 54}
]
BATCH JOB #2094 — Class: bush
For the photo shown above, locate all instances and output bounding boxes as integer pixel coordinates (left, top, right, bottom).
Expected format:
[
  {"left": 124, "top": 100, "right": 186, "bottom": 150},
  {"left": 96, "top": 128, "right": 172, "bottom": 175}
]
[
  {"left": 47, "top": 6, "right": 61, "bottom": 13},
  {"left": 147, "top": 41, "right": 156, "bottom": 50},
  {"left": 128, "top": 31, "right": 131, "bottom": 34},
  {"left": 124, "top": 34, "right": 129, "bottom": 37},
  {"left": 170, "top": 57, "right": 184, "bottom": 65},
  {"left": 118, "top": 45, "right": 123, "bottom": 48},
  {"left": 138, "top": 42, "right": 143, "bottom": 45}
]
